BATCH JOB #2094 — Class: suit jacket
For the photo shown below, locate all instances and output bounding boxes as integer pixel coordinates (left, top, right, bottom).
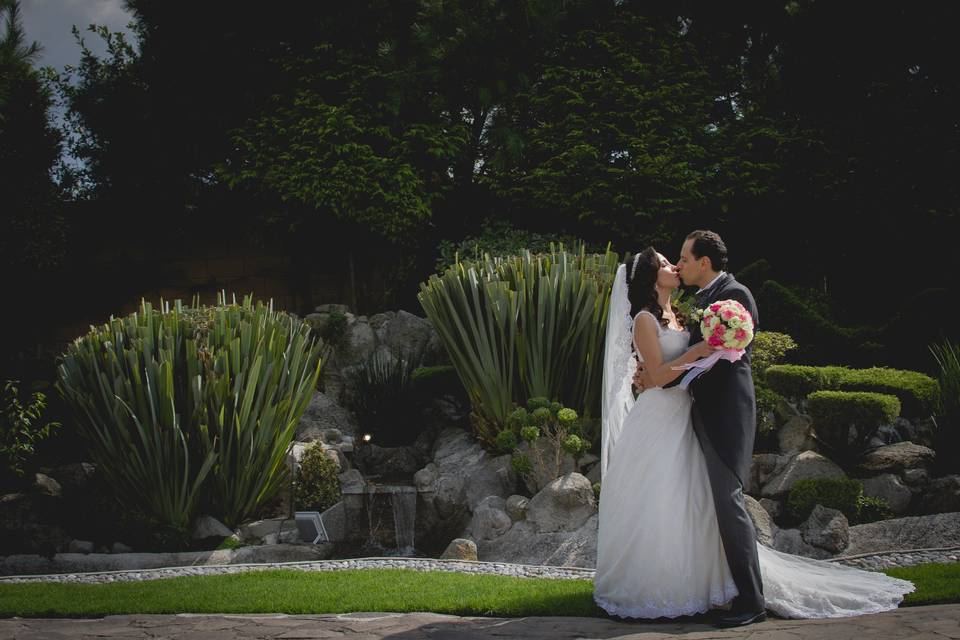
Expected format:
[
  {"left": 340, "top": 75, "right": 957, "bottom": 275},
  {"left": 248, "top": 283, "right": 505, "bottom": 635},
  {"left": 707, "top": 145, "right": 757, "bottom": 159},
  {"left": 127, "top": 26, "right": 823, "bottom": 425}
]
[{"left": 685, "top": 273, "right": 760, "bottom": 485}]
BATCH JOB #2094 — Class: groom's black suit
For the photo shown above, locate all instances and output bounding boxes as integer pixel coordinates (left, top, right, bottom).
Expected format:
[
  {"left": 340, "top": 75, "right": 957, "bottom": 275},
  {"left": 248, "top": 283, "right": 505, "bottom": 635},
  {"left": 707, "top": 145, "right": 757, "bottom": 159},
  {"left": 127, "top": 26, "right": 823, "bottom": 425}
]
[{"left": 680, "top": 272, "right": 764, "bottom": 613}]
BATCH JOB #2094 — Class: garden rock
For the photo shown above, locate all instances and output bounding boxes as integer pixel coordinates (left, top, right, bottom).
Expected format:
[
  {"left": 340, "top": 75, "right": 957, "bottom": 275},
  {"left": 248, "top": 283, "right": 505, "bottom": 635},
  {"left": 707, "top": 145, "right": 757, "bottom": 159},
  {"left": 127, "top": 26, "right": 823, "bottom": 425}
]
[
  {"left": 799, "top": 505, "right": 849, "bottom": 553},
  {"left": 423, "top": 428, "right": 516, "bottom": 513},
  {"left": 843, "top": 512, "right": 960, "bottom": 556},
  {"left": 761, "top": 451, "right": 845, "bottom": 498},
  {"left": 32, "top": 473, "right": 62, "bottom": 498},
  {"left": 296, "top": 391, "right": 359, "bottom": 441},
  {"left": 515, "top": 436, "right": 577, "bottom": 494},
  {"left": 505, "top": 495, "right": 529, "bottom": 521},
  {"left": 352, "top": 443, "right": 422, "bottom": 479},
  {"left": 464, "top": 496, "right": 512, "bottom": 541},
  {"left": 861, "top": 473, "right": 913, "bottom": 515},
  {"left": 67, "top": 539, "right": 94, "bottom": 554},
  {"left": 236, "top": 518, "right": 296, "bottom": 544},
  {"left": 339, "top": 468, "right": 366, "bottom": 494},
  {"left": 748, "top": 453, "right": 785, "bottom": 495},
  {"left": 440, "top": 538, "right": 478, "bottom": 561},
  {"left": 858, "top": 442, "right": 935, "bottom": 474},
  {"left": 772, "top": 528, "right": 833, "bottom": 560},
  {"left": 370, "top": 310, "right": 443, "bottom": 363},
  {"left": 192, "top": 516, "right": 233, "bottom": 541},
  {"left": 413, "top": 463, "right": 438, "bottom": 493},
  {"left": 111, "top": 542, "right": 132, "bottom": 554},
  {"left": 323, "top": 428, "right": 343, "bottom": 443},
  {"left": 902, "top": 467, "right": 930, "bottom": 488},
  {"left": 919, "top": 475, "right": 960, "bottom": 514},
  {"left": 744, "top": 495, "right": 778, "bottom": 546},
  {"left": 50, "top": 462, "right": 96, "bottom": 494},
  {"left": 778, "top": 415, "right": 817, "bottom": 455},
  {"left": 0, "top": 492, "right": 69, "bottom": 556},
  {"left": 759, "top": 497, "right": 782, "bottom": 519},
  {"left": 585, "top": 463, "right": 601, "bottom": 485},
  {"left": 477, "top": 513, "right": 597, "bottom": 567},
  {"left": 526, "top": 472, "right": 596, "bottom": 534},
  {"left": 343, "top": 318, "right": 377, "bottom": 365}
]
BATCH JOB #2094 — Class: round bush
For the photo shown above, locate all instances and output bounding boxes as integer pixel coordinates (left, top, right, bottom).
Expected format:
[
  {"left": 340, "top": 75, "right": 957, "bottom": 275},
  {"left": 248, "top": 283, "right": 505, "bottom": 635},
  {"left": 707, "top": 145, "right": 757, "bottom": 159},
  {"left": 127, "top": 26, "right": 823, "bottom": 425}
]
[{"left": 294, "top": 443, "right": 341, "bottom": 513}]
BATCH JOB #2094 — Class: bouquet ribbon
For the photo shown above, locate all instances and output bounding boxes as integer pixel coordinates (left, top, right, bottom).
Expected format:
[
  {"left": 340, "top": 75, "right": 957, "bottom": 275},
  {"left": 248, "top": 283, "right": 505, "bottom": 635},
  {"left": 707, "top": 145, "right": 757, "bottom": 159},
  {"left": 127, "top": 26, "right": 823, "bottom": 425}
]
[{"left": 671, "top": 349, "right": 745, "bottom": 390}]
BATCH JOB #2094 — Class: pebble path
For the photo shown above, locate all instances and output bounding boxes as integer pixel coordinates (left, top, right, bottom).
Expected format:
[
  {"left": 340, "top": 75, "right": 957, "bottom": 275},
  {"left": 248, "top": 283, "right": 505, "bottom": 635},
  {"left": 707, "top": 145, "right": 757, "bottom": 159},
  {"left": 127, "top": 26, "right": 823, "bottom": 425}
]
[{"left": 0, "top": 546, "right": 957, "bottom": 585}]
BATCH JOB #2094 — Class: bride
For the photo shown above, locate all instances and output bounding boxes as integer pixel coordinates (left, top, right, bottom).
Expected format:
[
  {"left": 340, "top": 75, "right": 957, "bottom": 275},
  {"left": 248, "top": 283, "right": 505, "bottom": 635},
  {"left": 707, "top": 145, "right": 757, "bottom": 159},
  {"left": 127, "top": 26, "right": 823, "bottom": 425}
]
[{"left": 592, "top": 247, "right": 915, "bottom": 621}]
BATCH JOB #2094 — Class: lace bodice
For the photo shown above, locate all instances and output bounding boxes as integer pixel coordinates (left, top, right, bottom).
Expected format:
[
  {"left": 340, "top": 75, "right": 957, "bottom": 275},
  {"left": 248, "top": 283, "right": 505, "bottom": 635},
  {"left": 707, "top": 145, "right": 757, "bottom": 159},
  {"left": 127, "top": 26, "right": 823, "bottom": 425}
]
[{"left": 632, "top": 310, "right": 690, "bottom": 363}]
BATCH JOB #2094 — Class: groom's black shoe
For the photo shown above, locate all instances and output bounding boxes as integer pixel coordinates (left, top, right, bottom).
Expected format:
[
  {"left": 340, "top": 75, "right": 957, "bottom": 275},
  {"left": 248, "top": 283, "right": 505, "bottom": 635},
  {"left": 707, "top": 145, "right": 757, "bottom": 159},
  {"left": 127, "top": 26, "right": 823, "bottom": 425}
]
[{"left": 714, "top": 610, "right": 767, "bottom": 628}]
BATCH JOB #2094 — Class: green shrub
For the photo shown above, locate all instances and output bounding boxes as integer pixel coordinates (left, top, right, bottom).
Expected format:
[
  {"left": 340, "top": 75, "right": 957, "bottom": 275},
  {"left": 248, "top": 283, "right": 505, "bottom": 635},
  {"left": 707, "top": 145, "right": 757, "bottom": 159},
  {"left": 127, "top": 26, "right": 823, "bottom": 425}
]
[
  {"left": 755, "top": 385, "right": 781, "bottom": 436},
  {"left": 592, "top": 481, "right": 601, "bottom": 502},
  {"left": 857, "top": 495, "right": 894, "bottom": 524},
  {"left": 520, "top": 425, "right": 540, "bottom": 442},
  {"left": 766, "top": 365, "right": 938, "bottom": 417},
  {"left": 787, "top": 477, "right": 864, "bottom": 522},
  {"left": 293, "top": 442, "right": 341, "bottom": 514},
  {"left": 757, "top": 281, "right": 881, "bottom": 366},
  {"left": 320, "top": 310, "right": 348, "bottom": 347},
  {"left": 1, "top": 380, "right": 61, "bottom": 479},
  {"left": 495, "top": 429, "right": 518, "bottom": 453},
  {"left": 511, "top": 453, "right": 533, "bottom": 476},
  {"left": 734, "top": 259, "right": 772, "bottom": 291},
  {"left": 345, "top": 349, "right": 424, "bottom": 447},
  {"left": 807, "top": 390, "right": 901, "bottom": 466},
  {"left": 56, "top": 293, "right": 323, "bottom": 531},
  {"left": 418, "top": 244, "right": 619, "bottom": 444},
  {"left": 751, "top": 332, "right": 798, "bottom": 383},
  {"left": 434, "top": 219, "right": 594, "bottom": 273}
]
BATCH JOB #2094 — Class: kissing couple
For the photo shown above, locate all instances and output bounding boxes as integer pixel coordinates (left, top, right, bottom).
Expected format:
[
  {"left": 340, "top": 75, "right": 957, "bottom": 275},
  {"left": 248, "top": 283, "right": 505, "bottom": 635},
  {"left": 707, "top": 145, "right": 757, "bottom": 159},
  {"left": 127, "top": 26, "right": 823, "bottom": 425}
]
[{"left": 592, "top": 230, "right": 914, "bottom": 626}]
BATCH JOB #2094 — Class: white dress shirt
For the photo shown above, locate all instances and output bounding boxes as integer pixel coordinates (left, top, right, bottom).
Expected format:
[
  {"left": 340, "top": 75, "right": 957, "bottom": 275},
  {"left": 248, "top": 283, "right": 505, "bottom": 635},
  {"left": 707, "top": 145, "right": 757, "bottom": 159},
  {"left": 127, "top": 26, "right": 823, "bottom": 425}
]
[{"left": 696, "top": 271, "right": 726, "bottom": 294}]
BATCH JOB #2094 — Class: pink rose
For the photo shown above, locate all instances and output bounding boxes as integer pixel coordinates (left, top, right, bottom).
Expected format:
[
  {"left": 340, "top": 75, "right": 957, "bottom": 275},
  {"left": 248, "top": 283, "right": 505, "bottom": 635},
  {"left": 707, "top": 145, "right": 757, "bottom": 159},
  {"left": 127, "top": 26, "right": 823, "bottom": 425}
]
[
  {"left": 710, "top": 304, "right": 721, "bottom": 312},
  {"left": 735, "top": 328, "right": 748, "bottom": 342},
  {"left": 721, "top": 309, "right": 735, "bottom": 320},
  {"left": 713, "top": 324, "right": 725, "bottom": 337},
  {"left": 708, "top": 335, "right": 724, "bottom": 347}
]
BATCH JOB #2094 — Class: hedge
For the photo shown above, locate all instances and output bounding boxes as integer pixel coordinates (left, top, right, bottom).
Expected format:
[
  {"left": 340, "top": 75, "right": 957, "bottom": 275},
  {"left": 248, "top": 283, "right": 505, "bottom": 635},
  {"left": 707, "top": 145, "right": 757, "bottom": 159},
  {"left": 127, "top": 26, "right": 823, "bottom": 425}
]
[
  {"left": 807, "top": 390, "right": 902, "bottom": 433},
  {"left": 766, "top": 364, "right": 939, "bottom": 417},
  {"left": 786, "top": 477, "right": 892, "bottom": 524}
]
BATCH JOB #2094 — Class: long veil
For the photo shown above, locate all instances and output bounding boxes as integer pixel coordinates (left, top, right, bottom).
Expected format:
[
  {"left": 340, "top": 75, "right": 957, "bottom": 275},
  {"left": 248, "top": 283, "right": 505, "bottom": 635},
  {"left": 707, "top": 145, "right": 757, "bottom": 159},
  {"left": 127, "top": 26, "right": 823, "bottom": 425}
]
[{"left": 600, "top": 263, "right": 637, "bottom": 481}]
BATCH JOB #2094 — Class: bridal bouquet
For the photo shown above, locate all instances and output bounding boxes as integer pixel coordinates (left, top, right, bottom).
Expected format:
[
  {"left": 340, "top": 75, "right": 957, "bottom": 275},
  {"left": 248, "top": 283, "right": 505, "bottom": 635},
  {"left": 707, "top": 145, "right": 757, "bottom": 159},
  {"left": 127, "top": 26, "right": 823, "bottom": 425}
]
[{"left": 674, "top": 300, "right": 754, "bottom": 389}]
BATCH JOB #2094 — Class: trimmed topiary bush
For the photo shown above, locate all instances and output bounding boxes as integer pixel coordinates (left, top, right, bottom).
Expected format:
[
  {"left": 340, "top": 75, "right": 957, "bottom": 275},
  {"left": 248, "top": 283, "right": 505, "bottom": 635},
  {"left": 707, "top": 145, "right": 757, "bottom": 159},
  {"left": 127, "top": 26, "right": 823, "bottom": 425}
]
[
  {"left": 293, "top": 442, "right": 341, "bottom": 514},
  {"left": 807, "top": 390, "right": 901, "bottom": 465},
  {"left": 786, "top": 477, "right": 893, "bottom": 525},
  {"left": 787, "top": 477, "right": 863, "bottom": 523},
  {"left": 766, "top": 365, "right": 939, "bottom": 417},
  {"left": 751, "top": 332, "right": 798, "bottom": 383}
]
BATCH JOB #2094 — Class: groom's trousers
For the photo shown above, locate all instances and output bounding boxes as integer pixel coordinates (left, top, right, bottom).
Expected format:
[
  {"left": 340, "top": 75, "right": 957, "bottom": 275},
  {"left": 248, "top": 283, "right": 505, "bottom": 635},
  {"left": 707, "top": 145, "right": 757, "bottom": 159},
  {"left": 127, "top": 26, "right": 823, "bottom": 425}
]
[{"left": 692, "top": 402, "right": 765, "bottom": 613}]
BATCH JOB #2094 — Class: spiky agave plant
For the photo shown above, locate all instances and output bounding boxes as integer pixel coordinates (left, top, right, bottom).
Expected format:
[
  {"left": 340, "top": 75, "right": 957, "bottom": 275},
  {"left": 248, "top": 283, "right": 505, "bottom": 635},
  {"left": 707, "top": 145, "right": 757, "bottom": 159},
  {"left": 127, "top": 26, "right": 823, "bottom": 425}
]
[{"left": 56, "top": 292, "right": 323, "bottom": 531}]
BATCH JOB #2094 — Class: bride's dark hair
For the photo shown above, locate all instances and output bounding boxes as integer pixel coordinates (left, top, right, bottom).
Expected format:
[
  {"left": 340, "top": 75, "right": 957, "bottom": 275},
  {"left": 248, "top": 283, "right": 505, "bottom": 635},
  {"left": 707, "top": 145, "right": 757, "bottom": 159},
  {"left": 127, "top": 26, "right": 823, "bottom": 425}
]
[{"left": 625, "top": 247, "right": 670, "bottom": 329}]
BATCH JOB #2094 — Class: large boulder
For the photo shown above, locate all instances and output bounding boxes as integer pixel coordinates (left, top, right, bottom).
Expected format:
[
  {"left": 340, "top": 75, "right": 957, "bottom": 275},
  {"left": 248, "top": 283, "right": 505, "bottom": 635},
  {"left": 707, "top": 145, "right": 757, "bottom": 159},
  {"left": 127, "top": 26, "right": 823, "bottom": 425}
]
[
  {"left": 861, "top": 473, "right": 913, "bottom": 515},
  {"left": 477, "top": 512, "right": 598, "bottom": 568},
  {"left": 296, "top": 391, "right": 359, "bottom": 441},
  {"left": 799, "top": 505, "right": 849, "bottom": 553},
  {"left": 49, "top": 462, "right": 96, "bottom": 495},
  {"left": 0, "top": 492, "right": 69, "bottom": 556},
  {"left": 32, "top": 473, "right": 62, "bottom": 498},
  {"left": 857, "top": 442, "right": 935, "bottom": 475},
  {"left": 352, "top": 443, "right": 423, "bottom": 479},
  {"left": 192, "top": 516, "right": 233, "bottom": 541},
  {"left": 778, "top": 415, "right": 818, "bottom": 455},
  {"left": 505, "top": 495, "right": 529, "bottom": 522},
  {"left": 464, "top": 496, "right": 513, "bottom": 541},
  {"left": 370, "top": 310, "right": 444, "bottom": 364},
  {"left": 440, "top": 538, "right": 478, "bottom": 561},
  {"left": 748, "top": 454, "right": 784, "bottom": 495},
  {"left": 771, "top": 528, "right": 833, "bottom": 560},
  {"left": 744, "top": 495, "right": 778, "bottom": 546},
  {"left": 526, "top": 472, "right": 597, "bottom": 534},
  {"left": 760, "top": 451, "right": 846, "bottom": 498},
  {"left": 919, "top": 475, "right": 960, "bottom": 515},
  {"left": 843, "top": 512, "right": 960, "bottom": 556},
  {"left": 515, "top": 436, "right": 577, "bottom": 494}
]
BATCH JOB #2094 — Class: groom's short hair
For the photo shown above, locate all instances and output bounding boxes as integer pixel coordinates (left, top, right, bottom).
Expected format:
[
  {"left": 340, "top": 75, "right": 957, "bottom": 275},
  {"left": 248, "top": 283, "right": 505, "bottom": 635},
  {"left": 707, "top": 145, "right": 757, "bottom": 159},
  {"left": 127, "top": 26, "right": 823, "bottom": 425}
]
[{"left": 686, "top": 230, "right": 728, "bottom": 271}]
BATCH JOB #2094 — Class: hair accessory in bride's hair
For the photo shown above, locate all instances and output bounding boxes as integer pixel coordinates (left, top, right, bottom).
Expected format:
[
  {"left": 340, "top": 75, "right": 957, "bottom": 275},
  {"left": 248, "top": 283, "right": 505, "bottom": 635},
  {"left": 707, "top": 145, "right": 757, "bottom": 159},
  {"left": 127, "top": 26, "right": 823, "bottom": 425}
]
[{"left": 630, "top": 253, "right": 641, "bottom": 281}]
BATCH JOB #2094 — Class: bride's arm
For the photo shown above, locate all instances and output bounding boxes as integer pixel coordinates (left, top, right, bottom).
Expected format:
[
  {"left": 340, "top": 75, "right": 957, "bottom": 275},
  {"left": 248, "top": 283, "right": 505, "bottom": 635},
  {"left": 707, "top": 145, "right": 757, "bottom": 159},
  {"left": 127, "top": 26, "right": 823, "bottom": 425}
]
[{"left": 633, "top": 314, "right": 714, "bottom": 388}]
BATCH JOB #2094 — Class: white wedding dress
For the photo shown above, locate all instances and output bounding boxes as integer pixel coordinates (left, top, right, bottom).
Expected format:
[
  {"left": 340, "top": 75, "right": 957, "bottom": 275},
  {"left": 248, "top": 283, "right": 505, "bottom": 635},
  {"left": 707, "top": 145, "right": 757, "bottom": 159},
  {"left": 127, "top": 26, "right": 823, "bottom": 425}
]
[{"left": 593, "top": 307, "right": 915, "bottom": 620}]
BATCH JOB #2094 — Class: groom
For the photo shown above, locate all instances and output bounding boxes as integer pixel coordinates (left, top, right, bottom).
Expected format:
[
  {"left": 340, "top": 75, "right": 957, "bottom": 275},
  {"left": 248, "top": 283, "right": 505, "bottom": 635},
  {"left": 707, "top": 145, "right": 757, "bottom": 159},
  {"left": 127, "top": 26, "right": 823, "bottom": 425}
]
[{"left": 634, "top": 230, "right": 766, "bottom": 628}]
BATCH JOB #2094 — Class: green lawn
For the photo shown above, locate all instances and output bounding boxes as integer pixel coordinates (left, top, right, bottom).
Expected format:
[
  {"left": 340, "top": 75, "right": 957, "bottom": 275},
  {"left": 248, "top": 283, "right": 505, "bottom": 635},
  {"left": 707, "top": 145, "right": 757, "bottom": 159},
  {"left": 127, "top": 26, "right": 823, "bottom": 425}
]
[{"left": 0, "top": 563, "right": 955, "bottom": 619}]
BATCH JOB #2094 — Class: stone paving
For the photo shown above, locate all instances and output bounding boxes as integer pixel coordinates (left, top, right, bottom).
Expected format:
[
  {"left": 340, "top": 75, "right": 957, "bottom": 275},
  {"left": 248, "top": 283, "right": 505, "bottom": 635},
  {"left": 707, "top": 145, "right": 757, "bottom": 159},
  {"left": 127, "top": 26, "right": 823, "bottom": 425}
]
[{"left": 2, "top": 605, "right": 959, "bottom": 639}]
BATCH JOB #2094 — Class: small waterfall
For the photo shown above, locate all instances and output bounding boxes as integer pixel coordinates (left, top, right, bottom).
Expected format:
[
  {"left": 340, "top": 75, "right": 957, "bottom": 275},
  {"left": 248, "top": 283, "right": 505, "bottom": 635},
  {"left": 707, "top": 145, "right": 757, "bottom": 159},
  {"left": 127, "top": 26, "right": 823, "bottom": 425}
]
[{"left": 389, "top": 486, "right": 417, "bottom": 555}]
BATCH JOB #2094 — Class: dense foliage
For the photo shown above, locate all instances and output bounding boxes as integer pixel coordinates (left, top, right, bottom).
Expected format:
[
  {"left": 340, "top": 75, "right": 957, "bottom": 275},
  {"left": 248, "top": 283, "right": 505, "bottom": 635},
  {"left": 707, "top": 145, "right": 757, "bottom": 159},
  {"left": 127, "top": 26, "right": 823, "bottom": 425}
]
[{"left": 55, "top": 294, "right": 323, "bottom": 532}]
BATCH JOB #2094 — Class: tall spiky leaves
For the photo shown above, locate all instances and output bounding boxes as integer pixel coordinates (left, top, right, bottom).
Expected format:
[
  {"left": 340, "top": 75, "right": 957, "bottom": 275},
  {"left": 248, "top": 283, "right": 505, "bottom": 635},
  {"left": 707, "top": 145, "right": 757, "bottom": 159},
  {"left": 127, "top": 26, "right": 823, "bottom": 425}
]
[{"left": 56, "top": 293, "right": 323, "bottom": 531}]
